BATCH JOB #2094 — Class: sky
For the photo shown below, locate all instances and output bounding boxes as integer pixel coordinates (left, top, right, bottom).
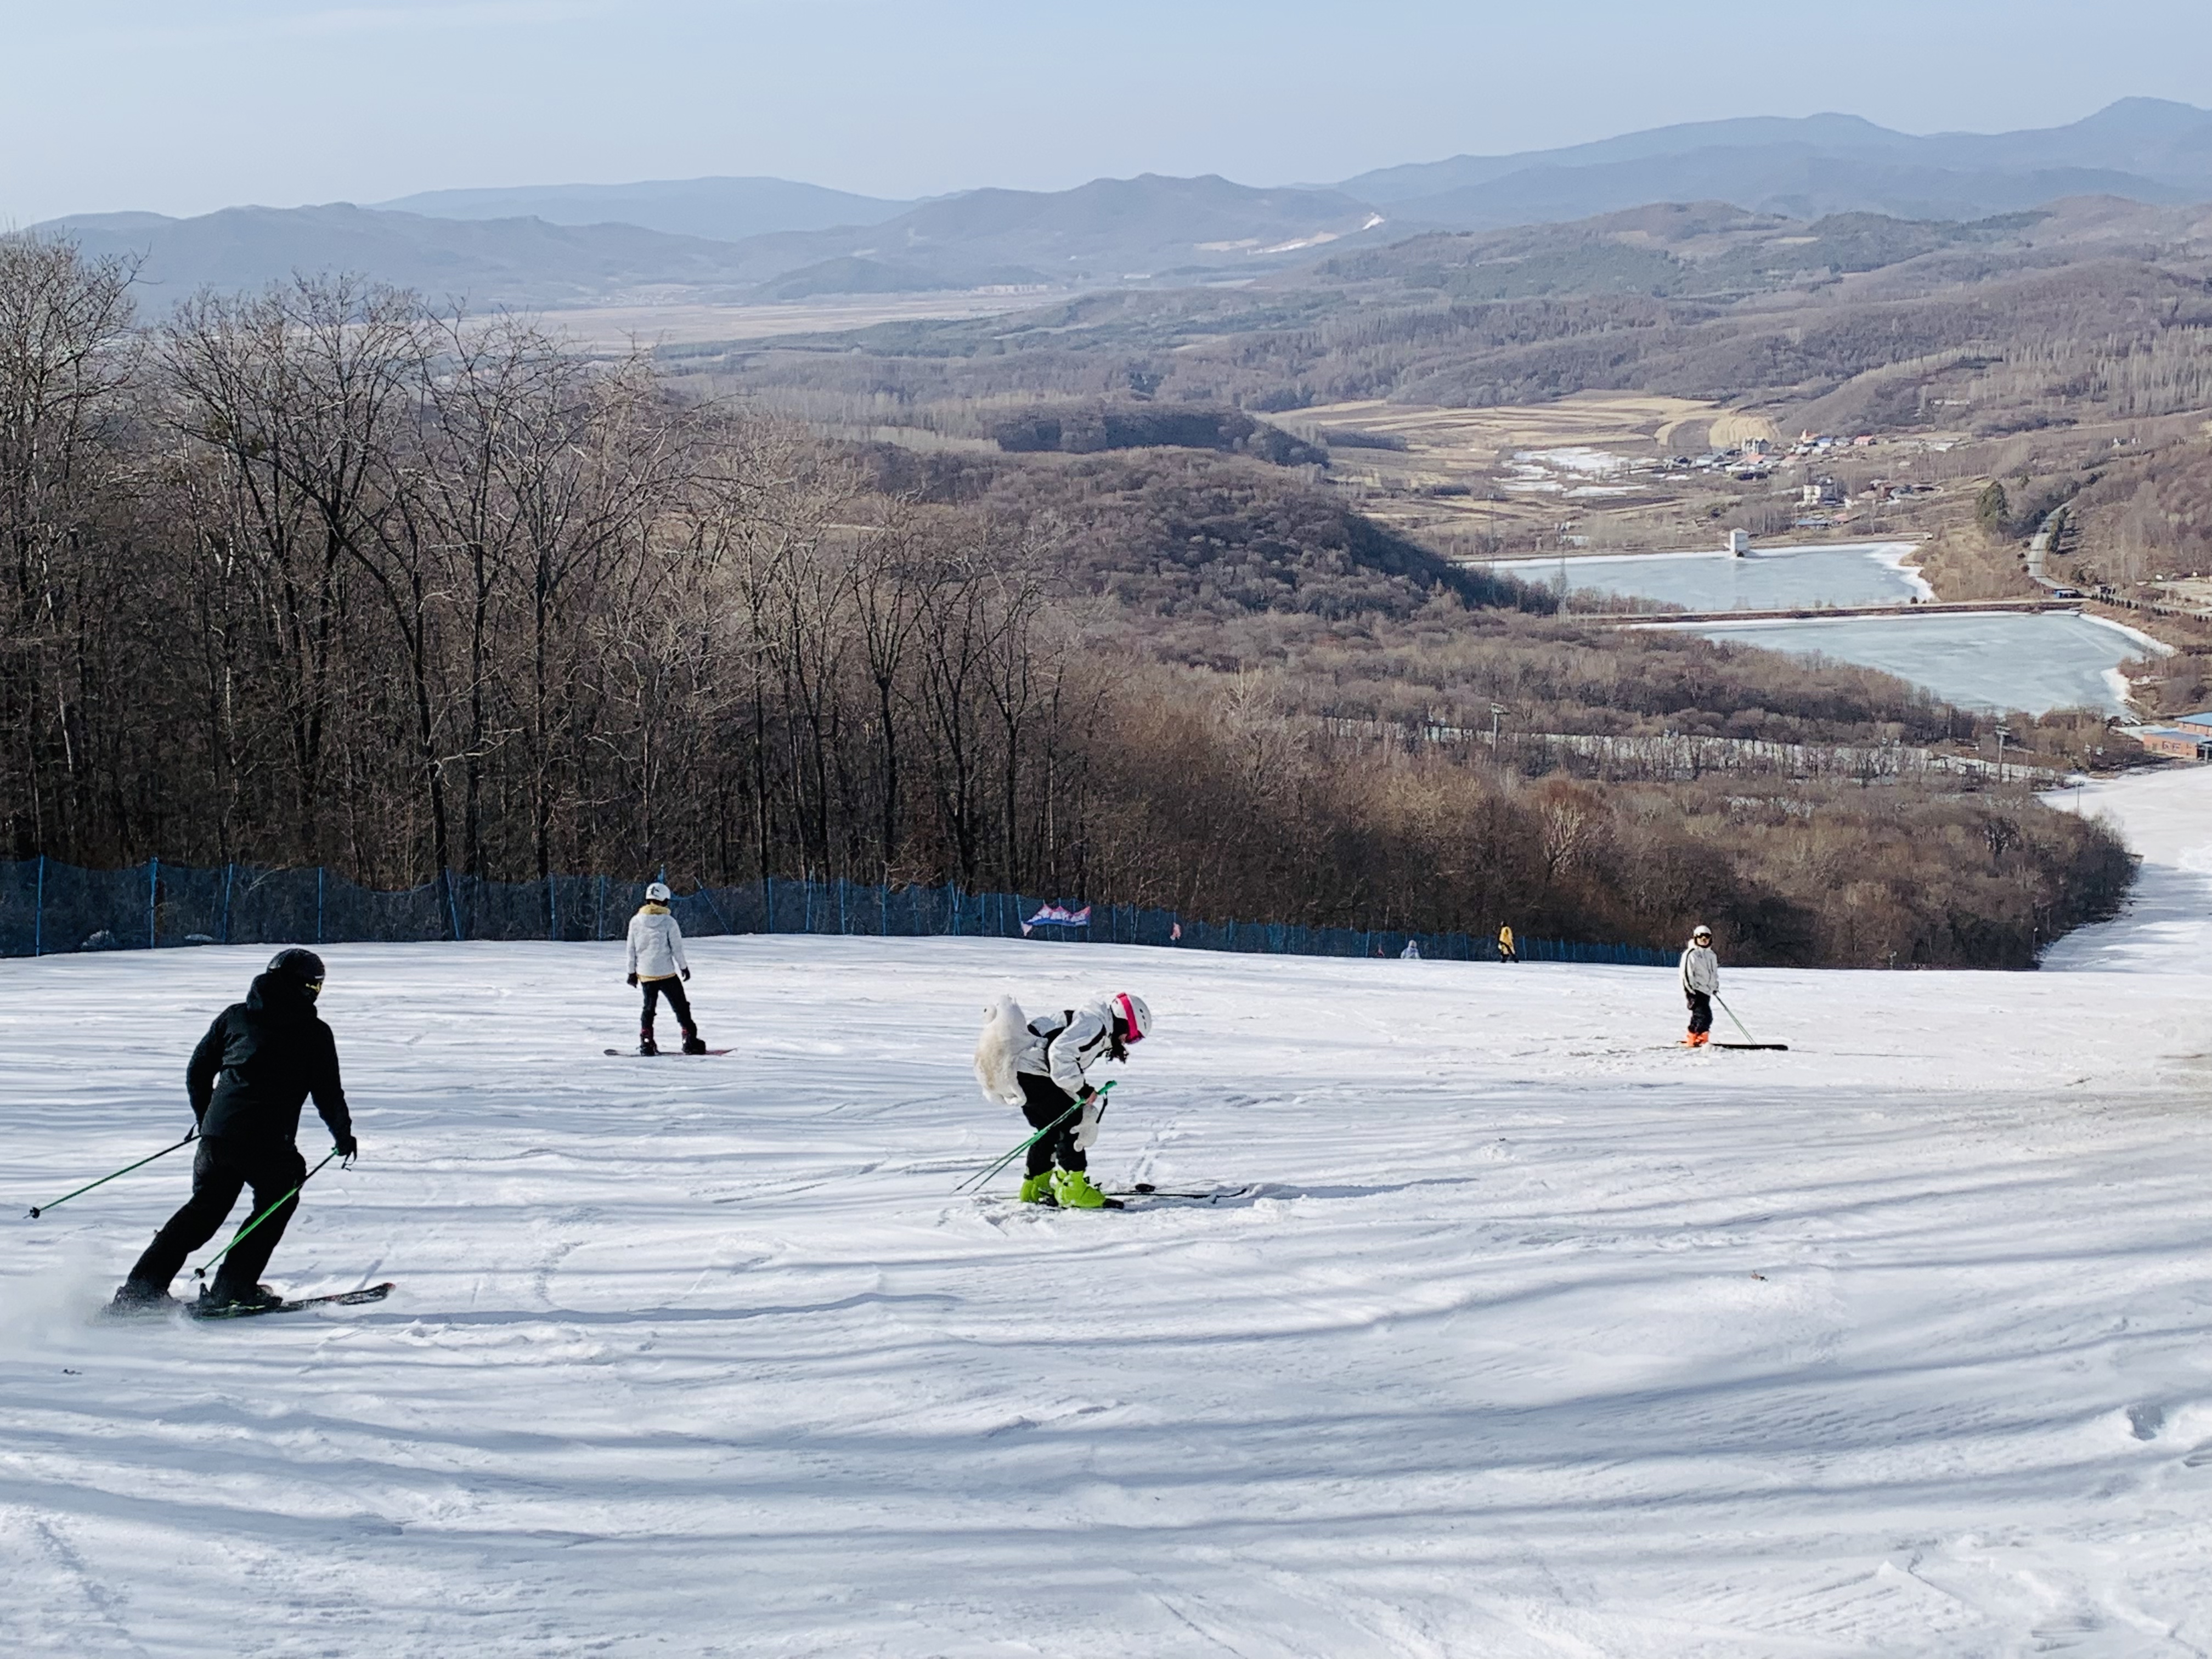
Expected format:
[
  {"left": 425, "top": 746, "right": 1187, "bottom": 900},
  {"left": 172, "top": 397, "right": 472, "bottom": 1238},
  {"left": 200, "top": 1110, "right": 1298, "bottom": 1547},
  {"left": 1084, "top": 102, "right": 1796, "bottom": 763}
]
[{"left": 4, "top": 0, "right": 2209, "bottom": 224}]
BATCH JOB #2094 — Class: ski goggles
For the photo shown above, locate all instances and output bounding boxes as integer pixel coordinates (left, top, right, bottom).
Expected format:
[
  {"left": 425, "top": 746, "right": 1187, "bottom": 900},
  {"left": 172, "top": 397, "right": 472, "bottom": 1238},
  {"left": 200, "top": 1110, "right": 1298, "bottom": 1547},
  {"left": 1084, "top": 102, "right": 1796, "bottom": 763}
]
[{"left": 1114, "top": 992, "right": 1144, "bottom": 1042}]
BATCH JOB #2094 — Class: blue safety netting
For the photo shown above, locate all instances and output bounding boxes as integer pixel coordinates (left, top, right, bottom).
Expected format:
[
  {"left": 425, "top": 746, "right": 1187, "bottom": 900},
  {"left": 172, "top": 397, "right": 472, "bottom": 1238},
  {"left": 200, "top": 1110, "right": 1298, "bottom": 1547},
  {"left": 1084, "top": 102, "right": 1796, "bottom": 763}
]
[{"left": 0, "top": 858, "right": 1674, "bottom": 968}]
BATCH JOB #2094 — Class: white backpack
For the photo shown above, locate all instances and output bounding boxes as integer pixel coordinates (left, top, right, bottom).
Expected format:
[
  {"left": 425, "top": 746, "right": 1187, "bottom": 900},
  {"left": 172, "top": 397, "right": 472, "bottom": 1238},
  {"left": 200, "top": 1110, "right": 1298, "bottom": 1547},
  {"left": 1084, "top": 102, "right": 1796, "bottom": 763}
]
[{"left": 973, "top": 995, "right": 1030, "bottom": 1105}]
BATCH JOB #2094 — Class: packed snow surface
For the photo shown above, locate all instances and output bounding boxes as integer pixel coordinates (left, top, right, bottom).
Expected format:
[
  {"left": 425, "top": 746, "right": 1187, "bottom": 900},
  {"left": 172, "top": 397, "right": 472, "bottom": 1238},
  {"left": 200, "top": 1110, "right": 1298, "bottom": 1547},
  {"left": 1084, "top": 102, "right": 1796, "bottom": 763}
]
[
  {"left": 2045, "top": 762, "right": 2212, "bottom": 973},
  {"left": 5, "top": 769, "right": 2212, "bottom": 1656}
]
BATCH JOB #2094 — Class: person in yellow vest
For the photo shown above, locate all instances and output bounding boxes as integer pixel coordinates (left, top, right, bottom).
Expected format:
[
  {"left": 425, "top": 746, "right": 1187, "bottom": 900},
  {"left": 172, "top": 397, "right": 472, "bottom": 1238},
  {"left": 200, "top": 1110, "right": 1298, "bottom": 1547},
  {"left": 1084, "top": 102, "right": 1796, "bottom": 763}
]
[
  {"left": 625, "top": 882, "right": 704, "bottom": 1055},
  {"left": 1497, "top": 923, "right": 1517, "bottom": 964}
]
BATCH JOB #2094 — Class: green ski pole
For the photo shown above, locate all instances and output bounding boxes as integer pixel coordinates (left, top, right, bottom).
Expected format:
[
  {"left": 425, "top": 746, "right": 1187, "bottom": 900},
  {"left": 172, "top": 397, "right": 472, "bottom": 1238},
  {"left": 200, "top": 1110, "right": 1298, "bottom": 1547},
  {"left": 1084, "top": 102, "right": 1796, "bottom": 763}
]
[
  {"left": 189, "top": 1150, "right": 339, "bottom": 1283},
  {"left": 956, "top": 1081, "right": 1113, "bottom": 1193},
  {"left": 27, "top": 1130, "right": 198, "bottom": 1219}
]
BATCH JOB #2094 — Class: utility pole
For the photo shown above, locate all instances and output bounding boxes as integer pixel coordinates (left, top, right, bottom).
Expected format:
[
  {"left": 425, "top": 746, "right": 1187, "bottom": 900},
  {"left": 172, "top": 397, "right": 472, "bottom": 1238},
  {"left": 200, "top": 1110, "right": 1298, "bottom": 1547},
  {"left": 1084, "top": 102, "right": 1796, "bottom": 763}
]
[
  {"left": 1995, "top": 723, "right": 2012, "bottom": 785},
  {"left": 1490, "top": 703, "right": 1505, "bottom": 752}
]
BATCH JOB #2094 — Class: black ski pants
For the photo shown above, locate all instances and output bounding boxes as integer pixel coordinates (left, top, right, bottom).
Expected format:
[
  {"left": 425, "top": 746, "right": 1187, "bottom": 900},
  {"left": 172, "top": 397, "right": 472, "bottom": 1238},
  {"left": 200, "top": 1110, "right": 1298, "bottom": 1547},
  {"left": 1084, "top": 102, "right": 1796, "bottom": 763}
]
[
  {"left": 127, "top": 1136, "right": 307, "bottom": 1293},
  {"left": 639, "top": 975, "right": 696, "bottom": 1036},
  {"left": 1018, "top": 1071, "right": 1087, "bottom": 1177},
  {"left": 1685, "top": 989, "right": 1713, "bottom": 1036}
]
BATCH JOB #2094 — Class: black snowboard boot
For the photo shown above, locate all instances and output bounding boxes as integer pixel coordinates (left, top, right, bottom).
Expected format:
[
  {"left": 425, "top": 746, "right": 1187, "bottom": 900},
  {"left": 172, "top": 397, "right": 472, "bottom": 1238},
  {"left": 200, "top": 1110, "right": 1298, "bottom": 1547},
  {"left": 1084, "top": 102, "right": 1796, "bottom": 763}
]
[
  {"left": 107, "top": 1279, "right": 178, "bottom": 1315},
  {"left": 681, "top": 1032, "right": 706, "bottom": 1055},
  {"left": 639, "top": 1032, "right": 658, "bottom": 1056}
]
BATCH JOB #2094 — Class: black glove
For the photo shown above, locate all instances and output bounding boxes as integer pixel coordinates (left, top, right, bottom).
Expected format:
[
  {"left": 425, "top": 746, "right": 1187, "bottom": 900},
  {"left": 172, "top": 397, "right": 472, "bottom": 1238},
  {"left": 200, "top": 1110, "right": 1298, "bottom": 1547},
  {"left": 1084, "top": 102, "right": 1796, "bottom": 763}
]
[
  {"left": 627, "top": 972, "right": 638, "bottom": 986},
  {"left": 335, "top": 1133, "right": 359, "bottom": 1162},
  {"left": 681, "top": 968, "right": 691, "bottom": 982}
]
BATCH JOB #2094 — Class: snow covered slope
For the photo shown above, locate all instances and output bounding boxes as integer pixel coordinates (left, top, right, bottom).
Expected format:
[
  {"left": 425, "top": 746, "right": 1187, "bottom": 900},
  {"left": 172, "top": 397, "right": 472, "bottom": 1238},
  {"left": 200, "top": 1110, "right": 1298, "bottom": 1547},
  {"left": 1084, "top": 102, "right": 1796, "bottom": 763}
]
[
  {"left": 4, "top": 778, "right": 2211, "bottom": 1656},
  {"left": 2045, "top": 763, "right": 2212, "bottom": 972}
]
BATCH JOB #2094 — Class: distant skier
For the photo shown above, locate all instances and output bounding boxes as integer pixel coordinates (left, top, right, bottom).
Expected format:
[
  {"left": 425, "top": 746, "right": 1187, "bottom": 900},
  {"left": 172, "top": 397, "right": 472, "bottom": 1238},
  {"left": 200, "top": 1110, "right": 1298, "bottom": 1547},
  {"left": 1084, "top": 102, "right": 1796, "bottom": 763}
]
[
  {"left": 1680, "top": 924, "right": 1720, "bottom": 1047},
  {"left": 1497, "top": 923, "right": 1517, "bottom": 964},
  {"left": 974, "top": 991, "right": 1153, "bottom": 1209},
  {"left": 1400, "top": 938, "right": 1422, "bottom": 960},
  {"left": 627, "top": 882, "right": 705, "bottom": 1055},
  {"left": 109, "top": 948, "right": 357, "bottom": 1314}
]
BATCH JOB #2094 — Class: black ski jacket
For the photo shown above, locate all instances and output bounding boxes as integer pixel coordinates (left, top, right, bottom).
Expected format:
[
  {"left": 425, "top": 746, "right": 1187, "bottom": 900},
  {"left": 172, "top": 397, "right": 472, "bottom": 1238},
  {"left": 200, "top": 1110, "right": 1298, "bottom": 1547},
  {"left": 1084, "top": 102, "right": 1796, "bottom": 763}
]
[{"left": 186, "top": 972, "right": 353, "bottom": 1146}]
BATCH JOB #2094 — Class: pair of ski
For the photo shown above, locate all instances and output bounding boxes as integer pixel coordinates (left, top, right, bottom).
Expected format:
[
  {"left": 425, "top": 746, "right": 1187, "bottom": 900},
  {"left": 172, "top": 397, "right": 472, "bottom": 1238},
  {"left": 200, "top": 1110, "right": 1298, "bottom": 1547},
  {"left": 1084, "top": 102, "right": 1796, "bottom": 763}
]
[
  {"left": 189, "top": 1282, "right": 396, "bottom": 1319},
  {"left": 106, "top": 1282, "right": 397, "bottom": 1322},
  {"left": 1002, "top": 1182, "right": 1256, "bottom": 1211},
  {"left": 602, "top": 1047, "right": 733, "bottom": 1058}
]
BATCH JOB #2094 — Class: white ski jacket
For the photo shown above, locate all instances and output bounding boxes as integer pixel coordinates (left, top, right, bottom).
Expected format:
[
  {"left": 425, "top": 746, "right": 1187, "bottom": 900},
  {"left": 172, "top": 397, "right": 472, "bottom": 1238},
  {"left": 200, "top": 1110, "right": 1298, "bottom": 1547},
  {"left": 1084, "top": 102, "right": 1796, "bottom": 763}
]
[
  {"left": 1016, "top": 1001, "right": 1119, "bottom": 1100},
  {"left": 627, "top": 904, "right": 690, "bottom": 980},
  {"left": 1680, "top": 944, "right": 1719, "bottom": 996}
]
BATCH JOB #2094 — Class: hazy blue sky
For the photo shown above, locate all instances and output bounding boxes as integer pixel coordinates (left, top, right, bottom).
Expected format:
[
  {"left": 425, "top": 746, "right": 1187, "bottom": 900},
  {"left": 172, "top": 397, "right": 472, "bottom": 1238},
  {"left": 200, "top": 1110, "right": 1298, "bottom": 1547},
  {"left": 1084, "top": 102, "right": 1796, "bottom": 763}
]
[{"left": 4, "top": 0, "right": 2208, "bottom": 223}]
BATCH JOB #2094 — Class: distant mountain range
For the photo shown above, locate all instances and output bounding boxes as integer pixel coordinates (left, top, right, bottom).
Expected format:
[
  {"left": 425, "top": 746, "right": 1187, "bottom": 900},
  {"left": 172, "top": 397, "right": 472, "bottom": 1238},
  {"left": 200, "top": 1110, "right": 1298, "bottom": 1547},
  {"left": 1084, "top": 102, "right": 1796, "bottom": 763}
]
[
  {"left": 1344, "top": 97, "right": 2212, "bottom": 228},
  {"left": 33, "top": 99, "right": 2212, "bottom": 309},
  {"left": 376, "top": 176, "right": 911, "bottom": 242}
]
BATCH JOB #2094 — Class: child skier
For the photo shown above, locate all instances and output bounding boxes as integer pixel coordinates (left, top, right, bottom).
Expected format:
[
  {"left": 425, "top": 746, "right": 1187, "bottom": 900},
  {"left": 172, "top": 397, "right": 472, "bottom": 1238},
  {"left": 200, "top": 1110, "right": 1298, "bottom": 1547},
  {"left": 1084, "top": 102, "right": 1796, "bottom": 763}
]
[
  {"left": 1680, "top": 924, "right": 1719, "bottom": 1046},
  {"left": 110, "top": 948, "right": 357, "bottom": 1314},
  {"left": 627, "top": 882, "right": 706, "bottom": 1055},
  {"left": 1497, "top": 923, "right": 1517, "bottom": 964},
  {"left": 974, "top": 991, "right": 1153, "bottom": 1209}
]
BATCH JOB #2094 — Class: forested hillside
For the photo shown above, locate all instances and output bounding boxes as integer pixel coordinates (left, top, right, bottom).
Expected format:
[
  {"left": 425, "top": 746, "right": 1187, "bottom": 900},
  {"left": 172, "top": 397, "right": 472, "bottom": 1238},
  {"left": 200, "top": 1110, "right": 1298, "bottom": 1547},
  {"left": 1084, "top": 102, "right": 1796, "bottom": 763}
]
[{"left": 0, "top": 234, "right": 2131, "bottom": 967}]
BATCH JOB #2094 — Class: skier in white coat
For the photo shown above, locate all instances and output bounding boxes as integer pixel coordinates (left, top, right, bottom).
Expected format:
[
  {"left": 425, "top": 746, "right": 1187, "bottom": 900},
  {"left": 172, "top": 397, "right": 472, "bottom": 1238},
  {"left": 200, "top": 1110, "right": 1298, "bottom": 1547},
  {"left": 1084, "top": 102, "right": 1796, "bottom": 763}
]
[
  {"left": 626, "top": 882, "right": 704, "bottom": 1055},
  {"left": 1679, "top": 924, "right": 1719, "bottom": 1047},
  {"left": 974, "top": 991, "right": 1152, "bottom": 1208}
]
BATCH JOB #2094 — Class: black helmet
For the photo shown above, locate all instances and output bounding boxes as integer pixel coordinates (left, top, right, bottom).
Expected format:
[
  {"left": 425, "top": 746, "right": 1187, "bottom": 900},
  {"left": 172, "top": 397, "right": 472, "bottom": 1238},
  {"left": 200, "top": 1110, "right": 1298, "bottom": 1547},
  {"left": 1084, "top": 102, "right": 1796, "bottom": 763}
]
[{"left": 266, "top": 948, "right": 327, "bottom": 997}]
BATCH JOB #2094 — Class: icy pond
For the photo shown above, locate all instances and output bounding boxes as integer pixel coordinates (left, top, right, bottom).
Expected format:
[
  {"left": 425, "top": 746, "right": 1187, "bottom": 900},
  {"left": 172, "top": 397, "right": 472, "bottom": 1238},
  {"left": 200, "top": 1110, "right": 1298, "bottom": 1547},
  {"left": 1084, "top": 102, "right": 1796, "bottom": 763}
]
[
  {"left": 1654, "top": 611, "right": 2162, "bottom": 715},
  {"left": 1494, "top": 540, "right": 1931, "bottom": 611}
]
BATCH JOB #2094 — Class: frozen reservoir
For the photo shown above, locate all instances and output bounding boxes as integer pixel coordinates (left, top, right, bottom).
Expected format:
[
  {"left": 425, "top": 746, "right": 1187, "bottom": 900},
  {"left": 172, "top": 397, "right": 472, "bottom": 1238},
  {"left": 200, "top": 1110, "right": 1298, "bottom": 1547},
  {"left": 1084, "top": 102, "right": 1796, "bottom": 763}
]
[
  {"left": 1658, "top": 610, "right": 2160, "bottom": 715},
  {"left": 1494, "top": 540, "right": 1930, "bottom": 611}
]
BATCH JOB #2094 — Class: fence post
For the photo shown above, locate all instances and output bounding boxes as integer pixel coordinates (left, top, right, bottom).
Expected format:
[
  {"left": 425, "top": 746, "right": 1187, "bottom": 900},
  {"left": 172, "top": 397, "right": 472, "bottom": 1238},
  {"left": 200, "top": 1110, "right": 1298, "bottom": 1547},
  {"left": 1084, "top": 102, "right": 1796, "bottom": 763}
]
[
  {"left": 316, "top": 867, "right": 324, "bottom": 944},
  {"left": 222, "top": 862, "right": 234, "bottom": 944},
  {"left": 148, "top": 857, "right": 159, "bottom": 949},
  {"left": 443, "top": 871, "right": 464, "bottom": 943},
  {"left": 33, "top": 854, "right": 44, "bottom": 956},
  {"left": 548, "top": 873, "right": 558, "bottom": 942},
  {"left": 597, "top": 873, "right": 607, "bottom": 940}
]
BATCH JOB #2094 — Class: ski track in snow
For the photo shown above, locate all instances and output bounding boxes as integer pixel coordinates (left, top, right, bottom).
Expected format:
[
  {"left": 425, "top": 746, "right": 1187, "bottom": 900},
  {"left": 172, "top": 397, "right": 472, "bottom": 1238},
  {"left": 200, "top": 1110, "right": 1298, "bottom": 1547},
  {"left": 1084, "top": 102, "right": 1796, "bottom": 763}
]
[{"left": 4, "top": 771, "right": 2212, "bottom": 1656}]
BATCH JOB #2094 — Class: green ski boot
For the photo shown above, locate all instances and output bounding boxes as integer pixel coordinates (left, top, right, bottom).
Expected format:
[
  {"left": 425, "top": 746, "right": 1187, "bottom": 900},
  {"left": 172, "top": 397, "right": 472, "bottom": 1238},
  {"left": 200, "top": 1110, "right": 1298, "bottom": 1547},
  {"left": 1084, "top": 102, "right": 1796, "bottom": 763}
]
[
  {"left": 1017, "top": 1171, "right": 1057, "bottom": 1205},
  {"left": 1052, "top": 1169, "right": 1110, "bottom": 1210}
]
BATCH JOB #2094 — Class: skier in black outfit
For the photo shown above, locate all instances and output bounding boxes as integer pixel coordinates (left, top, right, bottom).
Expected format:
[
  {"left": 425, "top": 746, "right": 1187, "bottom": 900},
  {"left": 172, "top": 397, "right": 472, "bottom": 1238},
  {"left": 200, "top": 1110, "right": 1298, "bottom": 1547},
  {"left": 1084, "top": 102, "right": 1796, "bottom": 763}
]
[{"left": 109, "top": 949, "right": 358, "bottom": 1313}]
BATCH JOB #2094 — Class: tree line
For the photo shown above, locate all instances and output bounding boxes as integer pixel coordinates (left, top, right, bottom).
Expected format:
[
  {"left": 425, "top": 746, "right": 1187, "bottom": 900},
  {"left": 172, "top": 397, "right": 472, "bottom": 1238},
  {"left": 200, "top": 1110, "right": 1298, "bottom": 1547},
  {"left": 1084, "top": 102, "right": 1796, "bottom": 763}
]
[{"left": 0, "top": 238, "right": 1119, "bottom": 907}]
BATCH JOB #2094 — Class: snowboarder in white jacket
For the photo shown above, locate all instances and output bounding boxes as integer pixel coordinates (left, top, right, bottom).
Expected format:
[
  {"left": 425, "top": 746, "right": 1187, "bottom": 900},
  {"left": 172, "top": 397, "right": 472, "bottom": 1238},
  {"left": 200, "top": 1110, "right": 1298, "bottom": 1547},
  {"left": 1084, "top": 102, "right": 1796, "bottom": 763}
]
[
  {"left": 974, "top": 991, "right": 1152, "bottom": 1208},
  {"left": 1680, "top": 924, "right": 1719, "bottom": 1047},
  {"left": 627, "top": 883, "right": 704, "bottom": 1054}
]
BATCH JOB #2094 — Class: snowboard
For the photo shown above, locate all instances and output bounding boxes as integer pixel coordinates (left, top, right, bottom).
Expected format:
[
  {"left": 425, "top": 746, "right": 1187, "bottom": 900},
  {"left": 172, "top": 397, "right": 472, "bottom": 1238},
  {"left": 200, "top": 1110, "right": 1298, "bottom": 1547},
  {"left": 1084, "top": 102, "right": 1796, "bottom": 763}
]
[
  {"left": 187, "top": 1282, "right": 396, "bottom": 1321},
  {"left": 603, "top": 1048, "right": 733, "bottom": 1057},
  {"left": 1713, "top": 1042, "right": 1790, "bottom": 1051}
]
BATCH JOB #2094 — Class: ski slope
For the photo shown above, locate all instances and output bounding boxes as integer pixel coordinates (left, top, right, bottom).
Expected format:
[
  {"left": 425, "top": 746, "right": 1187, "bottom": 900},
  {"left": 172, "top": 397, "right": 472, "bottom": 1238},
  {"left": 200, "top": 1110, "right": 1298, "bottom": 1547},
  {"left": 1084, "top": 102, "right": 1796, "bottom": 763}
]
[{"left": 4, "top": 774, "right": 2212, "bottom": 1657}]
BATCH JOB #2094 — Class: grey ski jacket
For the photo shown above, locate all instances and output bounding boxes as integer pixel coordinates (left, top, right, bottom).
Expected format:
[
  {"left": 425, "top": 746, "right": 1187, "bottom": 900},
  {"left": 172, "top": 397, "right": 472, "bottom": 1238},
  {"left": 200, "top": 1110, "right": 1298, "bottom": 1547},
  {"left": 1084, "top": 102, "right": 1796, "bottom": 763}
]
[
  {"left": 1015, "top": 1002, "right": 1119, "bottom": 1100},
  {"left": 1680, "top": 944, "right": 1720, "bottom": 996}
]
